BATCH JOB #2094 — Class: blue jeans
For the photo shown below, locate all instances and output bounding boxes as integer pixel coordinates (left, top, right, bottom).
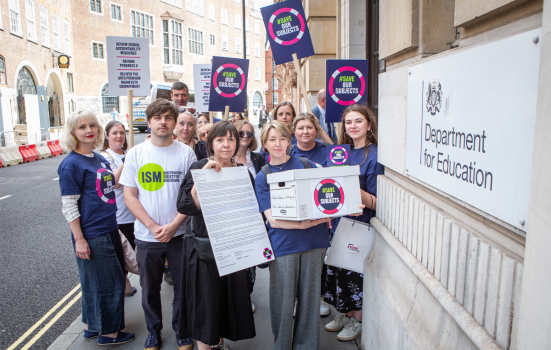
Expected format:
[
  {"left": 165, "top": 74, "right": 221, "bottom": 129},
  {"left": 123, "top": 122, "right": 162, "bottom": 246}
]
[{"left": 73, "top": 230, "right": 126, "bottom": 335}]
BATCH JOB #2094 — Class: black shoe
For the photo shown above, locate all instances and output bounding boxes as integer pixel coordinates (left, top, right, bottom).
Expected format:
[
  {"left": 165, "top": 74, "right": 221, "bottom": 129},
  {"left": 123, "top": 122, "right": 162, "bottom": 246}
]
[{"left": 164, "top": 266, "right": 174, "bottom": 285}]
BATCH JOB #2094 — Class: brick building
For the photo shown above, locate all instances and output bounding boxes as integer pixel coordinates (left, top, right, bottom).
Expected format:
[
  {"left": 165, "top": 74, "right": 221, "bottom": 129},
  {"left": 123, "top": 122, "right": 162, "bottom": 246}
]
[
  {"left": 264, "top": 43, "right": 281, "bottom": 114},
  {"left": 0, "top": 0, "right": 266, "bottom": 145}
]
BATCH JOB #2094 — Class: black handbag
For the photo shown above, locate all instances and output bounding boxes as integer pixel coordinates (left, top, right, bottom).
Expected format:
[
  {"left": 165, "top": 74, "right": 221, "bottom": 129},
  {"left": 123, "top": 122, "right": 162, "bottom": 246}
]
[{"left": 187, "top": 218, "right": 215, "bottom": 262}]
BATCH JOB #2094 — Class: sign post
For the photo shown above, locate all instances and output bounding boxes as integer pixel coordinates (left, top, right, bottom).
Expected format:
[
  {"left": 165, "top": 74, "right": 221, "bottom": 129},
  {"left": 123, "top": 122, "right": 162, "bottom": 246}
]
[
  {"left": 106, "top": 36, "right": 151, "bottom": 149},
  {"left": 209, "top": 111, "right": 214, "bottom": 124},
  {"left": 292, "top": 53, "right": 311, "bottom": 113}
]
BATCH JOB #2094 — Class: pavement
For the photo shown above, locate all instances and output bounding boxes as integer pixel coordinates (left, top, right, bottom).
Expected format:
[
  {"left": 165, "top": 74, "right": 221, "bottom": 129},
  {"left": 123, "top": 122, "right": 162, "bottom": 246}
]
[{"left": 51, "top": 270, "right": 360, "bottom": 350}]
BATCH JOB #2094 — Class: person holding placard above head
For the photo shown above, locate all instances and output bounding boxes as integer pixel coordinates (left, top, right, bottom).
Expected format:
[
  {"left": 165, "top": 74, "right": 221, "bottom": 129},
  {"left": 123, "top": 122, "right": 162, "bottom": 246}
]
[
  {"left": 323, "top": 104, "right": 384, "bottom": 342},
  {"left": 292, "top": 112, "right": 328, "bottom": 167},
  {"left": 176, "top": 109, "right": 206, "bottom": 160},
  {"left": 120, "top": 99, "right": 197, "bottom": 350},
  {"left": 254, "top": 120, "right": 333, "bottom": 350},
  {"left": 176, "top": 121, "right": 256, "bottom": 350},
  {"left": 57, "top": 111, "right": 135, "bottom": 346}
]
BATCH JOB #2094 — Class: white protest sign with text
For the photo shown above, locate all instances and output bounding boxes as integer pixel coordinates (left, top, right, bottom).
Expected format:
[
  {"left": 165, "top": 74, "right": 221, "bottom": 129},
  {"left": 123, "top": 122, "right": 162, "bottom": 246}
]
[
  {"left": 193, "top": 64, "right": 211, "bottom": 113},
  {"left": 106, "top": 36, "right": 151, "bottom": 96}
]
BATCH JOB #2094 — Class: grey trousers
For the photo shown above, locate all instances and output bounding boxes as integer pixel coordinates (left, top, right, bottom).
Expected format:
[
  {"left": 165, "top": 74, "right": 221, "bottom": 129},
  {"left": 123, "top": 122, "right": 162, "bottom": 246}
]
[{"left": 269, "top": 248, "right": 325, "bottom": 350}]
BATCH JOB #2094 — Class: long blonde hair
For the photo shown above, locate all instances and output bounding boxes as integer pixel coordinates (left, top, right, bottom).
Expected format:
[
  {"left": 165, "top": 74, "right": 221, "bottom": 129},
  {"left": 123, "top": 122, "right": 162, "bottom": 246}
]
[{"left": 60, "top": 110, "right": 104, "bottom": 151}]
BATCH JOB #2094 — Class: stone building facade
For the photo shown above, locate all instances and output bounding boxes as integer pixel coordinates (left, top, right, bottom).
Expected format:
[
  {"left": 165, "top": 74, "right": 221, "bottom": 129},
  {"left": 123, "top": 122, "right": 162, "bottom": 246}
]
[
  {"left": 264, "top": 44, "right": 282, "bottom": 113},
  {"left": 0, "top": 0, "right": 266, "bottom": 144}
]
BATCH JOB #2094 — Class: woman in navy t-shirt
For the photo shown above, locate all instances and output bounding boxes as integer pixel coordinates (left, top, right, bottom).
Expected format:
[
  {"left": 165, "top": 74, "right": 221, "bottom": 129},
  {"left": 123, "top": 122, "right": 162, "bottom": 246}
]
[
  {"left": 255, "top": 120, "right": 332, "bottom": 350},
  {"left": 323, "top": 105, "right": 384, "bottom": 342},
  {"left": 57, "top": 111, "right": 134, "bottom": 345},
  {"left": 291, "top": 112, "right": 328, "bottom": 167}
]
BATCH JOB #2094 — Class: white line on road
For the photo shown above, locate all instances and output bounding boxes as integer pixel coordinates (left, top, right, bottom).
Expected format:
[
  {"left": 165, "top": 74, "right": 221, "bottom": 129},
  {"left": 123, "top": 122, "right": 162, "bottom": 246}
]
[
  {"left": 0, "top": 195, "right": 12, "bottom": 201},
  {"left": 52, "top": 177, "right": 59, "bottom": 180}
]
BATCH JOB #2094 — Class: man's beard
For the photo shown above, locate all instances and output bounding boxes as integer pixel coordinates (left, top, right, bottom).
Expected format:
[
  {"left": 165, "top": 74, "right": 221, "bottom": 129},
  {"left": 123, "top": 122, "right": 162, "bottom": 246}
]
[{"left": 152, "top": 129, "right": 172, "bottom": 139}]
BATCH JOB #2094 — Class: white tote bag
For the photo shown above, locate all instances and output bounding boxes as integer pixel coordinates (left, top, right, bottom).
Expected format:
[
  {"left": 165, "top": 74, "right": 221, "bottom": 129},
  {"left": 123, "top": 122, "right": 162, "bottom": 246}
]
[{"left": 325, "top": 217, "right": 375, "bottom": 274}]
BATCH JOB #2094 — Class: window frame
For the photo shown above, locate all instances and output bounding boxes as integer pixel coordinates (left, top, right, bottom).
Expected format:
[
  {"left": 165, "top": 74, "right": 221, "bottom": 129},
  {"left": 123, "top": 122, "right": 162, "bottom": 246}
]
[
  {"left": 245, "top": 17, "right": 249, "bottom": 32},
  {"left": 92, "top": 41, "right": 106, "bottom": 60},
  {"left": 0, "top": 55, "right": 6, "bottom": 86},
  {"left": 235, "top": 13, "right": 241, "bottom": 29},
  {"left": 90, "top": 0, "right": 103, "bottom": 15},
  {"left": 273, "top": 77, "right": 278, "bottom": 90},
  {"left": 25, "top": 0, "right": 37, "bottom": 43},
  {"left": 8, "top": 0, "right": 23, "bottom": 37},
  {"left": 110, "top": 2, "right": 122, "bottom": 22},
  {"left": 208, "top": 3, "right": 215, "bottom": 21},
  {"left": 52, "top": 12, "right": 61, "bottom": 52},
  {"left": 235, "top": 36, "right": 242, "bottom": 54},
  {"left": 254, "top": 19, "right": 260, "bottom": 35},
  {"left": 221, "top": 9, "right": 228, "bottom": 25},
  {"left": 163, "top": 19, "right": 183, "bottom": 65},
  {"left": 130, "top": 9, "right": 155, "bottom": 46},
  {"left": 221, "top": 33, "right": 228, "bottom": 51},
  {"left": 255, "top": 66, "right": 260, "bottom": 81},
  {"left": 245, "top": 39, "right": 249, "bottom": 56},
  {"left": 0, "top": 2, "right": 3, "bottom": 30},
  {"left": 209, "top": 33, "right": 215, "bottom": 46},
  {"left": 255, "top": 41, "right": 260, "bottom": 57},
  {"left": 101, "top": 83, "right": 119, "bottom": 114},
  {"left": 273, "top": 91, "right": 278, "bottom": 105},
  {"left": 187, "top": 26, "right": 204, "bottom": 56},
  {"left": 67, "top": 73, "right": 74, "bottom": 93},
  {"left": 39, "top": 5, "right": 50, "bottom": 48},
  {"left": 63, "top": 19, "right": 71, "bottom": 55}
]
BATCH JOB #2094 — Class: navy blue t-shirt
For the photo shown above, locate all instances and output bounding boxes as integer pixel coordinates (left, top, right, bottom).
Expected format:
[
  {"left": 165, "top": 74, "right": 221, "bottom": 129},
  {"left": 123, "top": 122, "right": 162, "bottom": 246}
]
[
  {"left": 292, "top": 141, "right": 327, "bottom": 167},
  {"left": 255, "top": 156, "right": 331, "bottom": 258},
  {"left": 58, "top": 152, "right": 118, "bottom": 241}
]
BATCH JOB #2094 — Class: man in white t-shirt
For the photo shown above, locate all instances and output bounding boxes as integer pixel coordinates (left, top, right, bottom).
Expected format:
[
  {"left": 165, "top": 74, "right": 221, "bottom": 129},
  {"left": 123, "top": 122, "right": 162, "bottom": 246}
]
[{"left": 120, "top": 99, "right": 196, "bottom": 350}]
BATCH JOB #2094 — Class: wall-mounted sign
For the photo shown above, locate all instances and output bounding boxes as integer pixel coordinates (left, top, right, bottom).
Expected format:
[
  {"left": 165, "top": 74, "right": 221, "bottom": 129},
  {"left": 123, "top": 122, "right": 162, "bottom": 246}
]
[
  {"left": 325, "top": 60, "right": 368, "bottom": 123},
  {"left": 58, "top": 55, "right": 70, "bottom": 69},
  {"left": 106, "top": 36, "right": 151, "bottom": 96},
  {"left": 260, "top": 0, "right": 315, "bottom": 65},
  {"left": 208, "top": 56, "right": 249, "bottom": 112},
  {"left": 405, "top": 28, "right": 541, "bottom": 231}
]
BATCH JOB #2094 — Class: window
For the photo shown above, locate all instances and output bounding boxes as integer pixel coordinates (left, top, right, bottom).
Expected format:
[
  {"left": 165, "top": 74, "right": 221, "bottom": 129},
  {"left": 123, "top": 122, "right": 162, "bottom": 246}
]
[
  {"left": 221, "top": 9, "right": 227, "bottom": 25},
  {"left": 0, "top": 56, "right": 6, "bottom": 85},
  {"left": 208, "top": 3, "right": 215, "bottom": 21},
  {"left": 8, "top": 0, "right": 22, "bottom": 36},
  {"left": 255, "top": 66, "right": 260, "bottom": 81},
  {"left": 188, "top": 28, "right": 203, "bottom": 55},
  {"left": 63, "top": 20, "right": 71, "bottom": 55},
  {"left": 235, "top": 0, "right": 240, "bottom": 3},
  {"left": 235, "top": 37, "right": 241, "bottom": 54},
  {"left": 26, "top": 0, "right": 37, "bottom": 42},
  {"left": 273, "top": 92, "right": 278, "bottom": 104},
  {"left": 187, "top": 0, "right": 203, "bottom": 16},
  {"left": 39, "top": 5, "right": 49, "bottom": 47},
  {"left": 90, "top": 0, "right": 102, "bottom": 13},
  {"left": 245, "top": 40, "right": 249, "bottom": 56},
  {"left": 101, "top": 84, "right": 119, "bottom": 113},
  {"left": 110, "top": 3, "right": 121, "bottom": 21},
  {"left": 163, "top": 20, "right": 183, "bottom": 65},
  {"left": 254, "top": 19, "right": 260, "bottom": 34},
  {"left": 92, "top": 42, "right": 104, "bottom": 59},
  {"left": 209, "top": 33, "right": 215, "bottom": 46},
  {"left": 235, "top": 14, "right": 241, "bottom": 29},
  {"left": 161, "top": 0, "right": 182, "bottom": 8},
  {"left": 67, "top": 73, "right": 74, "bottom": 93},
  {"left": 0, "top": 3, "right": 3, "bottom": 30},
  {"left": 221, "top": 33, "right": 228, "bottom": 51},
  {"left": 245, "top": 17, "right": 249, "bottom": 32},
  {"left": 52, "top": 13, "right": 60, "bottom": 51},
  {"left": 131, "top": 10, "right": 154, "bottom": 45},
  {"left": 255, "top": 42, "right": 260, "bottom": 57},
  {"left": 273, "top": 77, "right": 278, "bottom": 89}
]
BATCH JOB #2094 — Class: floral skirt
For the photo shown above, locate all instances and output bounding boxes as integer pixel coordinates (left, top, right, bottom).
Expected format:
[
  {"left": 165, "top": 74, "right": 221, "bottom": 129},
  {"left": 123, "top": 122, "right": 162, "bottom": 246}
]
[{"left": 323, "top": 266, "right": 363, "bottom": 313}]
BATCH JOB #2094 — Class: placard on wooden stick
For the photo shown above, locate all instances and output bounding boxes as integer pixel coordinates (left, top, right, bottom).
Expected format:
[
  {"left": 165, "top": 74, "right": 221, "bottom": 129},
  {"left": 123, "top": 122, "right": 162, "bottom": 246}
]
[{"left": 208, "top": 56, "right": 249, "bottom": 113}]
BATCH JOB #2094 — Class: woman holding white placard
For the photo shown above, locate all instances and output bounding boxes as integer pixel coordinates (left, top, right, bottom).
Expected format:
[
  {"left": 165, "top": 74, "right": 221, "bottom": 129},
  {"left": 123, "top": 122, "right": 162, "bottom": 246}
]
[{"left": 323, "top": 104, "right": 384, "bottom": 342}]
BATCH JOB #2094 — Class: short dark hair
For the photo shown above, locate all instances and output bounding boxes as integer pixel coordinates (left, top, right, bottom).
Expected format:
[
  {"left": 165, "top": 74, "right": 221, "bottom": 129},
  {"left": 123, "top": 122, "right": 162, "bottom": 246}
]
[
  {"left": 101, "top": 120, "right": 128, "bottom": 151},
  {"left": 206, "top": 121, "right": 239, "bottom": 158},
  {"left": 171, "top": 82, "right": 188, "bottom": 93},
  {"left": 146, "top": 98, "right": 179, "bottom": 122}
]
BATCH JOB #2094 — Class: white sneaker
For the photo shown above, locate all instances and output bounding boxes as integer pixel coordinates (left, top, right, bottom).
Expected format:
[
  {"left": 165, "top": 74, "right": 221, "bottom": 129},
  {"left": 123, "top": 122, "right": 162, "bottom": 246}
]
[
  {"left": 336, "top": 317, "right": 362, "bottom": 341},
  {"left": 325, "top": 313, "right": 350, "bottom": 332},
  {"left": 320, "top": 298, "right": 330, "bottom": 317}
]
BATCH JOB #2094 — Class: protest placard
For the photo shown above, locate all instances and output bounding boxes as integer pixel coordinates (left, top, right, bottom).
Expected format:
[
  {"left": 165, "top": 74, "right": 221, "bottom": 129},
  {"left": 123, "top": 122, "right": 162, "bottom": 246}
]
[
  {"left": 193, "top": 64, "right": 211, "bottom": 114},
  {"left": 325, "top": 59, "right": 369, "bottom": 123},
  {"left": 106, "top": 36, "right": 151, "bottom": 97},
  {"left": 326, "top": 144, "right": 352, "bottom": 167},
  {"left": 208, "top": 56, "right": 249, "bottom": 114}
]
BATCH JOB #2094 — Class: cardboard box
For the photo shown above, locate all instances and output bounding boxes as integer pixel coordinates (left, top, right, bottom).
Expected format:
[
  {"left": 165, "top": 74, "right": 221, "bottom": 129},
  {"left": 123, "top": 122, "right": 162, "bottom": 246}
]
[{"left": 267, "top": 166, "right": 362, "bottom": 221}]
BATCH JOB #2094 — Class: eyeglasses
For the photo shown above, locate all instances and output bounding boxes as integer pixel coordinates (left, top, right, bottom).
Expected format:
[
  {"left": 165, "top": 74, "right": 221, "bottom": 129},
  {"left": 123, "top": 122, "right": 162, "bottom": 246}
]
[
  {"left": 178, "top": 107, "right": 192, "bottom": 113},
  {"left": 239, "top": 131, "right": 254, "bottom": 138},
  {"left": 201, "top": 131, "right": 209, "bottom": 138}
]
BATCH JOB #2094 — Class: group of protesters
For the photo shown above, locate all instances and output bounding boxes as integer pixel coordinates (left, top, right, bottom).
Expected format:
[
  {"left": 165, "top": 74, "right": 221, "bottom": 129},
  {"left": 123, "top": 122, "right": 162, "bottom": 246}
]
[{"left": 57, "top": 80, "right": 383, "bottom": 350}]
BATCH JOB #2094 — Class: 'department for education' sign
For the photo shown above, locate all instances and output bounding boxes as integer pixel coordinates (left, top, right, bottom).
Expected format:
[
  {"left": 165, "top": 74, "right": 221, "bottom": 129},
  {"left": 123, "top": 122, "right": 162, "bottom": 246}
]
[
  {"left": 106, "top": 36, "right": 151, "bottom": 96},
  {"left": 405, "top": 29, "right": 541, "bottom": 231}
]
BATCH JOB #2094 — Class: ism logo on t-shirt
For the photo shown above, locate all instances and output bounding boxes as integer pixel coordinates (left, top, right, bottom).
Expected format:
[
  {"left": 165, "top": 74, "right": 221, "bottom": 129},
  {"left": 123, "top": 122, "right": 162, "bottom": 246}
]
[{"left": 139, "top": 163, "right": 165, "bottom": 191}]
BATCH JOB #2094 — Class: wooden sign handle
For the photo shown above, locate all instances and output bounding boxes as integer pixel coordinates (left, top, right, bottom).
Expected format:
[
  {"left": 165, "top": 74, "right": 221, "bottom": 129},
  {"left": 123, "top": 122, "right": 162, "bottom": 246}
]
[
  {"left": 209, "top": 111, "right": 214, "bottom": 124},
  {"left": 127, "top": 89, "right": 134, "bottom": 148},
  {"left": 224, "top": 106, "right": 230, "bottom": 121}
]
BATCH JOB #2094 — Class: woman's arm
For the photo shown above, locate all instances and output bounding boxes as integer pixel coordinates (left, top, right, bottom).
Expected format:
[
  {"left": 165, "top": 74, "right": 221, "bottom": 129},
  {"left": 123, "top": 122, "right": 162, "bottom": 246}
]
[
  {"left": 113, "top": 163, "right": 124, "bottom": 189},
  {"left": 361, "top": 190, "right": 376, "bottom": 211},
  {"left": 264, "top": 208, "right": 331, "bottom": 230},
  {"left": 69, "top": 218, "right": 91, "bottom": 260}
]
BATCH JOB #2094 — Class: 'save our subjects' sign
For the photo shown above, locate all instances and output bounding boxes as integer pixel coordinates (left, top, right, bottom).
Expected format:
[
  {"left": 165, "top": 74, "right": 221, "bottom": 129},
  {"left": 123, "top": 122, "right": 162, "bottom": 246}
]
[
  {"left": 106, "top": 36, "right": 151, "bottom": 96},
  {"left": 325, "top": 60, "right": 368, "bottom": 123},
  {"left": 208, "top": 56, "right": 249, "bottom": 112},
  {"left": 405, "top": 28, "right": 541, "bottom": 231}
]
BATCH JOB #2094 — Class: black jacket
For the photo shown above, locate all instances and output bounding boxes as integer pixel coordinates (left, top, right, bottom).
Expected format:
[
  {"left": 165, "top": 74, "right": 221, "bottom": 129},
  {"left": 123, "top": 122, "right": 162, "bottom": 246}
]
[{"left": 250, "top": 151, "right": 266, "bottom": 175}]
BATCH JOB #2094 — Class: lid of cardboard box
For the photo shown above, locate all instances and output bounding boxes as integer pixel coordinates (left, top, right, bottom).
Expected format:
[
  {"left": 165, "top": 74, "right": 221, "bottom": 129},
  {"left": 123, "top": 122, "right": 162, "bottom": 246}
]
[{"left": 267, "top": 165, "right": 360, "bottom": 184}]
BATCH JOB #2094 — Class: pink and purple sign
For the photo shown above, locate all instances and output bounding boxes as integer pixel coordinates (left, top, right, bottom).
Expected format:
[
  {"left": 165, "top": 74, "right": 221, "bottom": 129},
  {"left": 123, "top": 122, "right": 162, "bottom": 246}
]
[
  {"left": 208, "top": 56, "right": 249, "bottom": 112},
  {"left": 325, "top": 60, "right": 369, "bottom": 123},
  {"left": 326, "top": 144, "right": 352, "bottom": 167},
  {"left": 261, "top": 0, "right": 315, "bottom": 65}
]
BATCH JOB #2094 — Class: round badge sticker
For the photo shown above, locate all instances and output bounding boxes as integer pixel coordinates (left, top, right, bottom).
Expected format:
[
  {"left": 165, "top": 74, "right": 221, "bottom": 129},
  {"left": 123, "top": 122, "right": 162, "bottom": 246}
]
[
  {"left": 268, "top": 7, "right": 305, "bottom": 46},
  {"left": 263, "top": 248, "right": 273, "bottom": 260},
  {"left": 329, "top": 147, "right": 348, "bottom": 165},
  {"left": 96, "top": 168, "right": 116, "bottom": 204},
  {"left": 314, "top": 179, "right": 345, "bottom": 215},
  {"left": 212, "top": 63, "right": 246, "bottom": 98},
  {"left": 138, "top": 163, "right": 165, "bottom": 192},
  {"left": 328, "top": 66, "right": 366, "bottom": 106}
]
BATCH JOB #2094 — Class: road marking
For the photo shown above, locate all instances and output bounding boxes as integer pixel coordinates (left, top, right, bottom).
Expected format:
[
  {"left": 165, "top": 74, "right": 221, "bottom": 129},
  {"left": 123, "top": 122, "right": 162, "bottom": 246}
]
[
  {"left": 7, "top": 284, "right": 81, "bottom": 350},
  {"left": 52, "top": 177, "right": 59, "bottom": 181},
  {"left": 0, "top": 195, "right": 12, "bottom": 201},
  {"left": 20, "top": 292, "right": 82, "bottom": 350}
]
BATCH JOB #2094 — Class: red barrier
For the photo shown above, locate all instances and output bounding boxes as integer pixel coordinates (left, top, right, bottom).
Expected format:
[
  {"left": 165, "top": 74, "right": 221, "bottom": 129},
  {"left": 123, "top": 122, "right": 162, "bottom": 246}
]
[
  {"left": 48, "top": 140, "right": 63, "bottom": 156},
  {"left": 0, "top": 158, "right": 3, "bottom": 168},
  {"left": 19, "top": 144, "right": 39, "bottom": 163}
]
